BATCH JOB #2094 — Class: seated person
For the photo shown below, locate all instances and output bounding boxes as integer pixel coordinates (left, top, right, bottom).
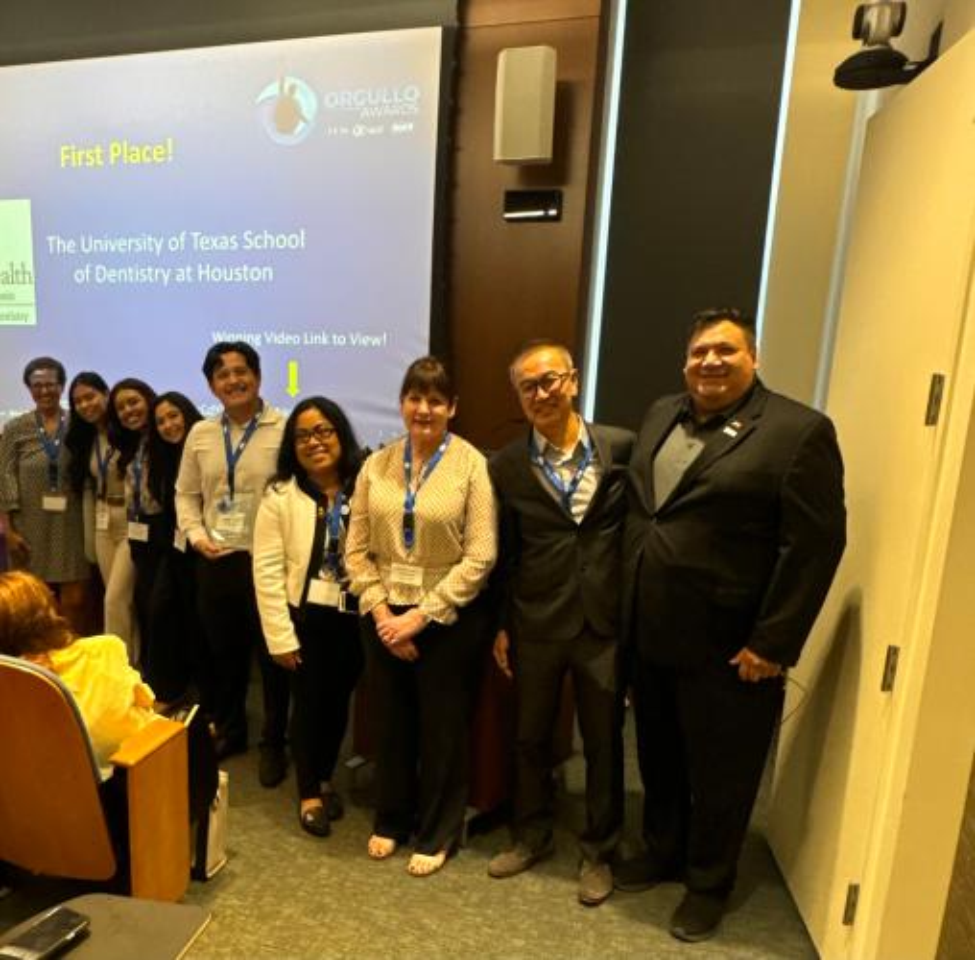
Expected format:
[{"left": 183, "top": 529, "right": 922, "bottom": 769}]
[
  {"left": 0, "top": 569, "right": 216, "bottom": 830},
  {"left": 0, "top": 569, "right": 155, "bottom": 770}
]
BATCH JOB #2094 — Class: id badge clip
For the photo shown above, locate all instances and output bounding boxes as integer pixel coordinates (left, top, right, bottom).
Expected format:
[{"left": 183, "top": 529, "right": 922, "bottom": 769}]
[
  {"left": 128, "top": 521, "right": 150, "bottom": 543},
  {"left": 308, "top": 579, "right": 341, "bottom": 607}
]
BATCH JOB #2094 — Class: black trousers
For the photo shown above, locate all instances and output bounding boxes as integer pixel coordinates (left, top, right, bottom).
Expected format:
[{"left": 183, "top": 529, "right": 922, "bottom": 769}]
[
  {"left": 511, "top": 628, "right": 624, "bottom": 863},
  {"left": 362, "top": 599, "right": 489, "bottom": 854},
  {"left": 290, "top": 604, "right": 363, "bottom": 800},
  {"left": 128, "top": 516, "right": 167, "bottom": 678},
  {"left": 140, "top": 544, "right": 208, "bottom": 705},
  {"left": 195, "top": 551, "right": 290, "bottom": 748},
  {"left": 631, "top": 653, "right": 785, "bottom": 896}
]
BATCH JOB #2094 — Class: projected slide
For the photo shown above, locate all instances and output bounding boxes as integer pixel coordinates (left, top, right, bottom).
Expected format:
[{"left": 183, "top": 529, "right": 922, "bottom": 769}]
[{"left": 0, "top": 27, "right": 442, "bottom": 444}]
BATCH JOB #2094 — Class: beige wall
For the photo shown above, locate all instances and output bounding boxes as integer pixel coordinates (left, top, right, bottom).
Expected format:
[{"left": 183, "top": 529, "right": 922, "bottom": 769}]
[
  {"left": 760, "top": 0, "right": 974, "bottom": 405},
  {"left": 758, "top": 2, "right": 858, "bottom": 404},
  {"left": 766, "top": 9, "right": 975, "bottom": 957}
]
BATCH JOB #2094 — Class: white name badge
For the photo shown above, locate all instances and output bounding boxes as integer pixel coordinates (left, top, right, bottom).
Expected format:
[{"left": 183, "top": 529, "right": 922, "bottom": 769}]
[
  {"left": 95, "top": 500, "right": 110, "bottom": 531},
  {"left": 42, "top": 494, "right": 68, "bottom": 513},
  {"left": 127, "top": 521, "right": 150, "bottom": 542},
  {"left": 210, "top": 494, "right": 254, "bottom": 548},
  {"left": 174, "top": 530, "right": 187, "bottom": 553},
  {"left": 390, "top": 562, "right": 424, "bottom": 588},
  {"left": 307, "top": 579, "right": 342, "bottom": 607}
]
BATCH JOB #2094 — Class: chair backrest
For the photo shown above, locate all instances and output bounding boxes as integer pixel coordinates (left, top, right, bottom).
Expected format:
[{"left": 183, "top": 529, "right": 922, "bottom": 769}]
[{"left": 0, "top": 654, "right": 117, "bottom": 880}]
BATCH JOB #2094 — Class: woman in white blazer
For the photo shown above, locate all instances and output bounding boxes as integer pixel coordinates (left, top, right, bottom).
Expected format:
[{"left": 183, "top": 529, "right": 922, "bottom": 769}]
[{"left": 253, "top": 396, "right": 364, "bottom": 837}]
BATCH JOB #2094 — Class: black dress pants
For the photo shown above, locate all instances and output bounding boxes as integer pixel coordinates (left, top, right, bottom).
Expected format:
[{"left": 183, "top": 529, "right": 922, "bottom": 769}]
[
  {"left": 631, "top": 653, "right": 785, "bottom": 895},
  {"left": 362, "top": 599, "right": 489, "bottom": 854},
  {"left": 144, "top": 545, "right": 209, "bottom": 704},
  {"left": 195, "top": 551, "right": 290, "bottom": 749},
  {"left": 290, "top": 605, "right": 363, "bottom": 799},
  {"left": 128, "top": 516, "right": 167, "bottom": 678},
  {"left": 511, "top": 628, "right": 624, "bottom": 863}
]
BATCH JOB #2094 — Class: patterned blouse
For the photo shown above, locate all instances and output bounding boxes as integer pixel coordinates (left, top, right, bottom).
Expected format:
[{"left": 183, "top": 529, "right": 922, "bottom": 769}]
[
  {"left": 0, "top": 410, "right": 88, "bottom": 582},
  {"left": 345, "top": 434, "right": 497, "bottom": 624}
]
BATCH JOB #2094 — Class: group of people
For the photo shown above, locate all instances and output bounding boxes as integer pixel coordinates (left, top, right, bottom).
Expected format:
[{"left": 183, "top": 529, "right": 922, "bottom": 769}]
[{"left": 0, "top": 307, "right": 846, "bottom": 943}]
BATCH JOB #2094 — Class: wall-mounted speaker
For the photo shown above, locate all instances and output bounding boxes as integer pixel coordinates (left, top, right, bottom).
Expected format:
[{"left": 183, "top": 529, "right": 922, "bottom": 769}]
[{"left": 493, "top": 46, "right": 557, "bottom": 165}]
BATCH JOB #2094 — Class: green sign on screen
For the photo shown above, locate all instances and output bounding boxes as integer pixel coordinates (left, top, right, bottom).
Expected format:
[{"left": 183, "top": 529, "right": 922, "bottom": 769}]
[{"left": 0, "top": 199, "right": 37, "bottom": 326}]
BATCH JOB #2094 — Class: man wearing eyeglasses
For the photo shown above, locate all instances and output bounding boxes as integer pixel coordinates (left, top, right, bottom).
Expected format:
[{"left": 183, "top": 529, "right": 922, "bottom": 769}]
[
  {"left": 176, "top": 341, "right": 291, "bottom": 787},
  {"left": 618, "top": 308, "right": 846, "bottom": 942},
  {"left": 487, "top": 339, "right": 634, "bottom": 907}
]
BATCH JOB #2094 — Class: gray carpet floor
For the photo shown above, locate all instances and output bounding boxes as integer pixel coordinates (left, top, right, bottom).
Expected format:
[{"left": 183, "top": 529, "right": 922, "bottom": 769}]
[
  {"left": 177, "top": 714, "right": 815, "bottom": 960},
  {"left": 0, "top": 711, "right": 816, "bottom": 959}
]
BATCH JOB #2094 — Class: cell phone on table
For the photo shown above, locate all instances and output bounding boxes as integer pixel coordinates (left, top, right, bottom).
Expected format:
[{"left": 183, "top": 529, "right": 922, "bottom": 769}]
[{"left": 0, "top": 905, "right": 90, "bottom": 959}]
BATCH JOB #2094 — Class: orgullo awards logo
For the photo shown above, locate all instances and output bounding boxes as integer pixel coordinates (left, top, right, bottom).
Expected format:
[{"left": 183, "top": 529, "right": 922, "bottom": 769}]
[{"left": 256, "top": 76, "right": 318, "bottom": 145}]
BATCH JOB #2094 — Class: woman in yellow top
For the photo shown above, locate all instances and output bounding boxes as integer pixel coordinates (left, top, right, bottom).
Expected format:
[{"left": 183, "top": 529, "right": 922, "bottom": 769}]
[
  {"left": 0, "top": 569, "right": 154, "bottom": 769},
  {"left": 0, "top": 569, "right": 218, "bottom": 841},
  {"left": 345, "top": 356, "right": 497, "bottom": 876}
]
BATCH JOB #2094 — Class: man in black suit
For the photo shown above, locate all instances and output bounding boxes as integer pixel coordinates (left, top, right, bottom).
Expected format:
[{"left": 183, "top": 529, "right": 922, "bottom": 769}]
[
  {"left": 487, "top": 340, "right": 634, "bottom": 906},
  {"left": 619, "top": 308, "right": 846, "bottom": 941}
]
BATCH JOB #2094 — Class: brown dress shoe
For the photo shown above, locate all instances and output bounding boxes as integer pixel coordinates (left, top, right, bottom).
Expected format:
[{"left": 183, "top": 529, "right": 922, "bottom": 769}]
[
  {"left": 578, "top": 861, "right": 613, "bottom": 906},
  {"left": 487, "top": 840, "right": 555, "bottom": 878}
]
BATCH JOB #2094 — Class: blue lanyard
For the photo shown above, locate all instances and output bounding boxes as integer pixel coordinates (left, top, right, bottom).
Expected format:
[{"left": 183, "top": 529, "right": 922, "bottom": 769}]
[
  {"left": 221, "top": 411, "right": 260, "bottom": 502},
  {"left": 35, "top": 411, "right": 65, "bottom": 492},
  {"left": 529, "top": 432, "right": 594, "bottom": 514},
  {"left": 319, "top": 492, "right": 346, "bottom": 577},
  {"left": 130, "top": 441, "right": 147, "bottom": 519},
  {"left": 93, "top": 433, "right": 112, "bottom": 499},
  {"left": 402, "top": 433, "right": 451, "bottom": 550}
]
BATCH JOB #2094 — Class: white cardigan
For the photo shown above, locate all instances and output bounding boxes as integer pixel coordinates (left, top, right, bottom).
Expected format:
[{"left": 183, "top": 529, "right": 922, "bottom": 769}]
[{"left": 252, "top": 478, "right": 321, "bottom": 656}]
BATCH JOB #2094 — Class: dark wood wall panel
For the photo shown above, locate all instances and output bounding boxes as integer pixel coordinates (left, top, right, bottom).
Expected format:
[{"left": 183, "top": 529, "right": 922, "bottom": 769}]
[{"left": 449, "top": 0, "right": 603, "bottom": 447}]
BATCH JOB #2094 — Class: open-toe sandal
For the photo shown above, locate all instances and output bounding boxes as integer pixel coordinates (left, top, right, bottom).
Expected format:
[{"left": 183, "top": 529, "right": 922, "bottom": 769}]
[
  {"left": 367, "top": 834, "right": 398, "bottom": 860},
  {"left": 407, "top": 850, "right": 448, "bottom": 877}
]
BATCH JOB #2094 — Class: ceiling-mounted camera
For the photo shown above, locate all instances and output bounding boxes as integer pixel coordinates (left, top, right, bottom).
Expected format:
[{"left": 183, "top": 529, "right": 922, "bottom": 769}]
[{"left": 834, "top": 2, "right": 937, "bottom": 90}]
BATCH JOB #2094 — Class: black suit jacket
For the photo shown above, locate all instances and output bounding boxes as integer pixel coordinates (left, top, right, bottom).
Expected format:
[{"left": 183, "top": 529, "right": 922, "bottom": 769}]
[
  {"left": 623, "top": 381, "right": 846, "bottom": 668},
  {"left": 490, "top": 422, "right": 635, "bottom": 644}
]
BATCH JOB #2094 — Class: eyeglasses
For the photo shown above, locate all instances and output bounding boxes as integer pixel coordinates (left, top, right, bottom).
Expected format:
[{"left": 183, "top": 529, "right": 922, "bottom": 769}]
[
  {"left": 516, "top": 370, "right": 574, "bottom": 400},
  {"left": 295, "top": 424, "right": 336, "bottom": 447},
  {"left": 29, "top": 381, "right": 61, "bottom": 392}
]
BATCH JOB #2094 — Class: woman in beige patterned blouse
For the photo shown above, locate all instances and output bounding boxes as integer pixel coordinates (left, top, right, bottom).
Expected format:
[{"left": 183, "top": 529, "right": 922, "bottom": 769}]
[{"left": 345, "top": 356, "right": 497, "bottom": 877}]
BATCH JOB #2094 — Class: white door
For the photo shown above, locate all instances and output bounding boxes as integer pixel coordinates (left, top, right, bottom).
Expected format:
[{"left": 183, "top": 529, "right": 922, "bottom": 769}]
[{"left": 767, "top": 31, "right": 975, "bottom": 960}]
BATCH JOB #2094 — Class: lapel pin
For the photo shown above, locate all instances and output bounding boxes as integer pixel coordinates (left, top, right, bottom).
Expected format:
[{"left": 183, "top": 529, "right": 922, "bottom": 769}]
[{"left": 722, "top": 418, "right": 743, "bottom": 438}]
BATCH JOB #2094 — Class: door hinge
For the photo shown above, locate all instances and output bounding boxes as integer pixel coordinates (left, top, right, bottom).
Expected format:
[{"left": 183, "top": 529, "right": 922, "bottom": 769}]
[
  {"left": 925, "top": 373, "right": 945, "bottom": 425},
  {"left": 881, "top": 645, "right": 900, "bottom": 693},
  {"left": 842, "top": 883, "right": 860, "bottom": 926}
]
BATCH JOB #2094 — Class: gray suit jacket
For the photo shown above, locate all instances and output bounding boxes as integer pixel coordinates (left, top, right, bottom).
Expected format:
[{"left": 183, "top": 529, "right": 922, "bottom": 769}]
[{"left": 490, "top": 422, "right": 635, "bottom": 644}]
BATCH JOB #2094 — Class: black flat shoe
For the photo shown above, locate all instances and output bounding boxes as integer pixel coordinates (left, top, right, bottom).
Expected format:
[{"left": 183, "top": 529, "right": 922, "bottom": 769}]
[
  {"left": 323, "top": 790, "right": 344, "bottom": 821},
  {"left": 613, "top": 854, "right": 681, "bottom": 892},
  {"left": 259, "top": 744, "right": 288, "bottom": 788},
  {"left": 299, "top": 804, "right": 331, "bottom": 838},
  {"left": 669, "top": 890, "right": 727, "bottom": 942}
]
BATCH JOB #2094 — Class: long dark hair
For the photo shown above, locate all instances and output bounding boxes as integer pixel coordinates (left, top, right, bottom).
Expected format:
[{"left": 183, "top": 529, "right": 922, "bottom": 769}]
[
  {"left": 64, "top": 371, "right": 110, "bottom": 494},
  {"left": 271, "top": 396, "right": 363, "bottom": 496},
  {"left": 108, "top": 378, "right": 157, "bottom": 475},
  {"left": 147, "top": 392, "right": 203, "bottom": 512}
]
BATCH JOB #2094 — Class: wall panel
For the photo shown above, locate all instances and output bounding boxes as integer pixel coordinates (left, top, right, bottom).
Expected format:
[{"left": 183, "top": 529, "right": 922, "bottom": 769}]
[{"left": 449, "top": 0, "right": 603, "bottom": 446}]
